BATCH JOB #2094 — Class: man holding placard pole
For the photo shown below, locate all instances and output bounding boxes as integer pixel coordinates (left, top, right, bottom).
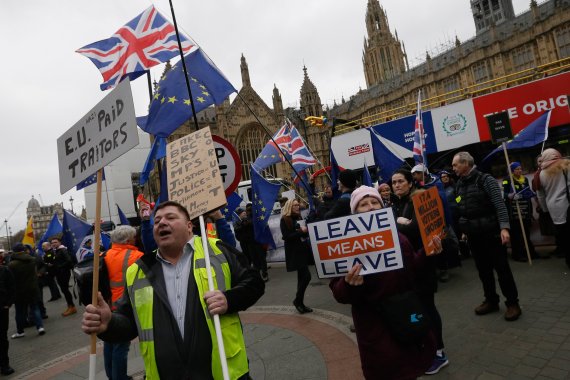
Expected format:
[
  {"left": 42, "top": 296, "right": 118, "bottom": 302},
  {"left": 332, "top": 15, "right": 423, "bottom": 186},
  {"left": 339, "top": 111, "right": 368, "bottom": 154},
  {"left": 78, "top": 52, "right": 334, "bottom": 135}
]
[{"left": 81, "top": 127, "right": 264, "bottom": 380}]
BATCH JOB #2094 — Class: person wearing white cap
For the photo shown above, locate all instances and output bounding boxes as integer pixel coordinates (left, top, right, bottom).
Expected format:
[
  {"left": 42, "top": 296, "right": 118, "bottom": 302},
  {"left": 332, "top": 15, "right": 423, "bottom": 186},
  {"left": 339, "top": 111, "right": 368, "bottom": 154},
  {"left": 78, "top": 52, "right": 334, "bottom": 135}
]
[{"left": 330, "top": 186, "right": 441, "bottom": 380}]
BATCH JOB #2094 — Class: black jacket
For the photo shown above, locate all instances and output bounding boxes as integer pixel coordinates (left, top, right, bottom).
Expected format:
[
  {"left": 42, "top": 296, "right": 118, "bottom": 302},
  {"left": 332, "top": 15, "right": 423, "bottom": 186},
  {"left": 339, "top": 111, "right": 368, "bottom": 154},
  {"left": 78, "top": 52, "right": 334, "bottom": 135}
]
[
  {"left": 0, "top": 265, "right": 15, "bottom": 308},
  {"left": 323, "top": 192, "right": 352, "bottom": 220},
  {"left": 100, "top": 239, "right": 264, "bottom": 380},
  {"left": 280, "top": 216, "right": 311, "bottom": 272}
]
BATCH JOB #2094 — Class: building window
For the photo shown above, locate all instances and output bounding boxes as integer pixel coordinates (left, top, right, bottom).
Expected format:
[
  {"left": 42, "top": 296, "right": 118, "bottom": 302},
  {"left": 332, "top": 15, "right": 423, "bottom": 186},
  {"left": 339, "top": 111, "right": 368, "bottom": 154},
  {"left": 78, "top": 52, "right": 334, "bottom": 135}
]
[
  {"left": 441, "top": 76, "right": 460, "bottom": 93},
  {"left": 556, "top": 25, "right": 570, "bottom": 58},
  {"left": 511, "top": 45, "right": 535, "bottom": 71},
  {"left": 472, "top": 60, "right": 491, "bottom": 83}
]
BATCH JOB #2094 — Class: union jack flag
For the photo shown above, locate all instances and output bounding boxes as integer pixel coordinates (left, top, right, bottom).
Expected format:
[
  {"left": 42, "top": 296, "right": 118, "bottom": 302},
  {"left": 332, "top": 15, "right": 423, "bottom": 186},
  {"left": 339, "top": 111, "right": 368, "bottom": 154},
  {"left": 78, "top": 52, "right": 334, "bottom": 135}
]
[
  {"left": 412, "top": 90, "right": 427, "bottom": 165},
  {"left": 252, "top": 120, "right": 316, "bottom": 174},
  {"left": 77, "top": 6, "right": 194, "bottom": 90}
]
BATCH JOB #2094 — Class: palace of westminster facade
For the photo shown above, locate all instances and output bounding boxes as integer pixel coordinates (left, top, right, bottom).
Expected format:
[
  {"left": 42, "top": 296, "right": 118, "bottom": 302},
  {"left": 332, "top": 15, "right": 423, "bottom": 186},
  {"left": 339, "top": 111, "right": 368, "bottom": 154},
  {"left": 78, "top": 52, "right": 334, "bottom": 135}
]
[{"left": 154, "top": 0, "right": 570, "bottom": 194}]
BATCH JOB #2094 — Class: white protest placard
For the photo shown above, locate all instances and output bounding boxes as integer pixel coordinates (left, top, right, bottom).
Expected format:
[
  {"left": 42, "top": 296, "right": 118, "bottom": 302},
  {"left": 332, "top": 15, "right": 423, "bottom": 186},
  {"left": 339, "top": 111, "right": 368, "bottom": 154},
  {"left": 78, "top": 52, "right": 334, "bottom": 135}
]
[
  {"left": 307, "top": 208, "right": 403, "bottom": 278},
  {"left": 57, "top": 79, "right": 138, "bottom": 194},
  {"left": 167, "top": 127, "right": 226, "bottom": 220}
]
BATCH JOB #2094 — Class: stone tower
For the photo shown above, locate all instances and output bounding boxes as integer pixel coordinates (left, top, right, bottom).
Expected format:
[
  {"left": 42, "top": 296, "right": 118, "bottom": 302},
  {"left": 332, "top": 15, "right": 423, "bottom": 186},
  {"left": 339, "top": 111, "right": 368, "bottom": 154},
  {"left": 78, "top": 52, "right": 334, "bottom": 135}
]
[
  {"left": 299, "top": 66, "right": 323, "bottom": 118},
  {"left": 362, "top": 0, "right": 407, "bottom": 88},
  {"left": 471, "top": 0, "right": 515, "bottom": 33}
]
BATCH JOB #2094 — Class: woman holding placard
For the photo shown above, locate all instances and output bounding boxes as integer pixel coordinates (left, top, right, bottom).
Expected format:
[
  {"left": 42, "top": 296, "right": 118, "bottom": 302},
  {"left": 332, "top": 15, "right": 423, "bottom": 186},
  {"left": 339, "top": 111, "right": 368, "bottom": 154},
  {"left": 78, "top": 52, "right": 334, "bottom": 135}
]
[
  {"left": 330, "top": 186, "right": 438, "bottom": 380},
  {"left": 391, "top": 169, "right": 449, "bottom": 375},
  {"left": 281, "top": 199, "right": 313, "bottom": 314}
]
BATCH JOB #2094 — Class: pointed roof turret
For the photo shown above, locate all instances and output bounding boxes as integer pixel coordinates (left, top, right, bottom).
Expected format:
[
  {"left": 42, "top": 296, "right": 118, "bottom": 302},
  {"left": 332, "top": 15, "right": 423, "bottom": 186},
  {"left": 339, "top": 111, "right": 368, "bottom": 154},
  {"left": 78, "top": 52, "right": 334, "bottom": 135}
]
[{"left": 240, "top": 54, "right": 251, "bottom": 88}]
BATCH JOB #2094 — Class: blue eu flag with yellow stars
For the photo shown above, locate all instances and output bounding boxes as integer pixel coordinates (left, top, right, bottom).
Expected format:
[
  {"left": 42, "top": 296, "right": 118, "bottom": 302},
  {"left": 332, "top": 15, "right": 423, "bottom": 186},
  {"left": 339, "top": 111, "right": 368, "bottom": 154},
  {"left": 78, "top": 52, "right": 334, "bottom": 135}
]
[
  {"left": 62, "top": 210, "right": 93, "bottom": 255},
  {"left": 137, "top": 48, "right": 236, "bottom": 138},
  {"left": 221, "top": 192, "right": 244, "bottom": 222},
  {"left": 250, "top": 166, "right": 280, "bottom": 249},
  {"left": 37, "top": 213, "right": 63, "bottom": 255}
]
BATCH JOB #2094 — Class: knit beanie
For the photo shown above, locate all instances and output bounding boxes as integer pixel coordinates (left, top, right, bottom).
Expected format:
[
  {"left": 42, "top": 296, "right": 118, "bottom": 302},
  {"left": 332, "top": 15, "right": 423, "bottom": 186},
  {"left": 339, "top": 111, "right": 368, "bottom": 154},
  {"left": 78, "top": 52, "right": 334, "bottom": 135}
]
[
  {"left": 509, "top": 162, "right": 521, "bottom": 172},
  {"left": 350, "top": 186, "right": 383, "bottom": 214}
]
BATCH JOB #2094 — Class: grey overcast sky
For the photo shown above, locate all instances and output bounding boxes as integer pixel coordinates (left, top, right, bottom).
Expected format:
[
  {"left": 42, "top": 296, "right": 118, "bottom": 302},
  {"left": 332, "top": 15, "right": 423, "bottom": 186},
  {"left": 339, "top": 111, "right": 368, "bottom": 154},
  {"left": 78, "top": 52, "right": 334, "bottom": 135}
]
[{"left": 0, "top": 0, "right": 530, "bottom": 234}]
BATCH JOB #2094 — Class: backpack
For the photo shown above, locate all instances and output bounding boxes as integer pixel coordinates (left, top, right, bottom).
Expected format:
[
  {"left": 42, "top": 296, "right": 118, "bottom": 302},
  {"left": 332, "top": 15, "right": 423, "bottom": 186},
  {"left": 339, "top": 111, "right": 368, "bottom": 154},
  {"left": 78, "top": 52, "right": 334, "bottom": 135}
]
[{"left": 73, "top": 253, "right": 111, "bottom": 306}]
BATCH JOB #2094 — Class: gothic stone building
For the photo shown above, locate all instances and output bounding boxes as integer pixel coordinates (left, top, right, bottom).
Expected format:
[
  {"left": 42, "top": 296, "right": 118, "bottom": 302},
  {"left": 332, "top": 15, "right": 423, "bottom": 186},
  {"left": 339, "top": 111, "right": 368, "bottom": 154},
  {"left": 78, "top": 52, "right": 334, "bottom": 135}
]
[{"left": 330, "top": 0, "right": 570, "bottom": 132}]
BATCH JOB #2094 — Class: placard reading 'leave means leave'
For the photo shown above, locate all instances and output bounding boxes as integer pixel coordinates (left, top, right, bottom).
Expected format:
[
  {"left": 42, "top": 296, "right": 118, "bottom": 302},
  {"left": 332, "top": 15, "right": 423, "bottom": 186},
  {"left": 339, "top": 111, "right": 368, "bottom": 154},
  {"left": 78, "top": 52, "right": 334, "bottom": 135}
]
[
  {"left": 166, "top": 127, "right": 226, "bottom": 220},
  {"left": 307, "top": 208, "right": 403, "bottom": 279}
]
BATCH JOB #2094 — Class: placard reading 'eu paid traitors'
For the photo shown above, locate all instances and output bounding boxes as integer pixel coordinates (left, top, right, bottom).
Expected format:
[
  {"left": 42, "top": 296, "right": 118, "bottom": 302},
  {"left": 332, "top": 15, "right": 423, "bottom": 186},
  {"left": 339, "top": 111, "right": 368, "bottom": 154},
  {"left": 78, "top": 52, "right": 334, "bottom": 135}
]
[
  {"left": 307, "top": 208, "right": 403, "bottom": 279},
  {"left": 57, "top": 79, "right": 139, "bottom": 194},
  {"left": 166, "top": 127, "right": 226, "bottom": 220}
]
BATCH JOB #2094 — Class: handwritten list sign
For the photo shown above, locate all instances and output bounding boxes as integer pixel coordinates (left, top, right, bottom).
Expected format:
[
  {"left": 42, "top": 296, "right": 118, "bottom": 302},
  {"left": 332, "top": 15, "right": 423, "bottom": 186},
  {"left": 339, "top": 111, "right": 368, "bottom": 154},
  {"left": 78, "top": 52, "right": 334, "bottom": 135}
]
[{"left": 166, "top": 127, "right": 226, "bottom": 220}]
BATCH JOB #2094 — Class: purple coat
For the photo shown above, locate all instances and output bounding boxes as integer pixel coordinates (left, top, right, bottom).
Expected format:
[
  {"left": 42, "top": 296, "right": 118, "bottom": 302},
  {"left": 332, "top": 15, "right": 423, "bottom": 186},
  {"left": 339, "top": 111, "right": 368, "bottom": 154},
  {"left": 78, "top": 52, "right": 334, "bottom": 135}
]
[{"left": 330, "top": 233, "right": 436, "bottom": 380}]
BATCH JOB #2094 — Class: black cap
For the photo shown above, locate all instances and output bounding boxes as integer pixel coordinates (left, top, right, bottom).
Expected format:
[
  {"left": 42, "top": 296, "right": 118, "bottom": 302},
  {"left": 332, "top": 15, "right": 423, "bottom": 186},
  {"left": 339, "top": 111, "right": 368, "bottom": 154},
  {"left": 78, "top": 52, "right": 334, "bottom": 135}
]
[
  {"left": 339, "top": 169, "right": 357, "bottom": 189},
  {"left": 235, "top": 207, "right": 245, "bottom": 215},
  {"left": 12, "top": 243, "right": 26, "bottom": 253}
]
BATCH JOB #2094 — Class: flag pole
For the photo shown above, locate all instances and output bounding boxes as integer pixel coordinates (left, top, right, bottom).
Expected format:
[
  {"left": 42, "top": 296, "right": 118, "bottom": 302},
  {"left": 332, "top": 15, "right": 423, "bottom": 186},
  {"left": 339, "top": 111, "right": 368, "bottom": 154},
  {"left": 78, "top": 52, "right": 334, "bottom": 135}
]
[
  {"left": 198, "top": 215, "right": 230, "bottom": 380},
  {"left": 89, "top": 169, "right": 104, "bottom": 380},
  {"left": 168, "top": 0, "right": 200, "bottom": 132},
  {"left": 501, "top": 142, "right": 532, "bottom": 265}
]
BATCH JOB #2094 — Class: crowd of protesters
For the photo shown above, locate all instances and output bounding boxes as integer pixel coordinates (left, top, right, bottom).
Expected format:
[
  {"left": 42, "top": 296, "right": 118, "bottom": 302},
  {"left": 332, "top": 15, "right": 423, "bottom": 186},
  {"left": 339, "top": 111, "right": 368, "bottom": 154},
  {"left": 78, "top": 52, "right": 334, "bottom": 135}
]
[{"left": 0, "top": 148, "right": 567, "bottom": 379}]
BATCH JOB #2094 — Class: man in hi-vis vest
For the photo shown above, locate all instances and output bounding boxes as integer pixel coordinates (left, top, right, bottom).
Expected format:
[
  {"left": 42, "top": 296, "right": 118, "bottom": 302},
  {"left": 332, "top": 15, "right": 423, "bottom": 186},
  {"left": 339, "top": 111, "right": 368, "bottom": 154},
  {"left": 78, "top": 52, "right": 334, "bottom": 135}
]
[{"left": 82, "top": 201, "right": 265, "bottom": 380}]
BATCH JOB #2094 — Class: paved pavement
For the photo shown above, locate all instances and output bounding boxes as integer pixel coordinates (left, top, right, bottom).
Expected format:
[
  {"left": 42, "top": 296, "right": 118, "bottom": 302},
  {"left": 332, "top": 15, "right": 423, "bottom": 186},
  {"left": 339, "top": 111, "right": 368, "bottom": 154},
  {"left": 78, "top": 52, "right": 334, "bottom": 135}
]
[{"left": 6, "top": 247, "right": 570, "bottom": 379}]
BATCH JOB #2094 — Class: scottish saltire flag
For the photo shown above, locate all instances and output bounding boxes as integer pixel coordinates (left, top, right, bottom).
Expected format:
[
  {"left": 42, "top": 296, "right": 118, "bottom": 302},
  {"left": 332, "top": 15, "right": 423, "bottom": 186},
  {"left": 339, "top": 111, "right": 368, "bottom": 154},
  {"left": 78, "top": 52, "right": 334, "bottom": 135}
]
[
  {"left": 482, "top": 110, "right": 552, "bottom": 163},
  {"left": 253, "top": 123, "right": 290, "bottom": 171},
  {"left": 362, "top": 158, "right": 373, "bottom": 187},
  {"left": 137, "top": 48, "right": 236, "bottom": 137},
  {"left": 62, "top": 210, "right": 93, "bottom": 255},
  {"left": 77, "top": 6, "right": 194, "bottom": 90},
  {"left": 37, "top": 213, "right": 63, "bottom": 255},
  {"left": 369, "top": 128, "right": 405, "bottom": 182},
  {"left": 77, "top": 169, "right": 106, "bottom": 190},
  {"left": 221, "top": 192, "right": 244, "bottom": 222},
  {"left": 412, "top": 91, "right": 427, "bottom": 166},
  {"left": 250, "top": 166, "right": 280, "bottom": 249},
  {"left": 116, "top": 204, "right": 130, "bottom": 225}
]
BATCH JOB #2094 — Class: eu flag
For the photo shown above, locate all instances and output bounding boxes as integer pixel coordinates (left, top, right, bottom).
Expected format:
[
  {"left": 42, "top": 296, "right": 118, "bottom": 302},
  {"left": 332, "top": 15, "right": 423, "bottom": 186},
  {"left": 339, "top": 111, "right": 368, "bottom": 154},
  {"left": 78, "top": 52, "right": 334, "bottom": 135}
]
[
  {"left": 330, "top": 149, "right": 341, "bottom": 199},
  {"left": 62, "top": 210, "right": 93, "bottom": 255},
  {"left": 76, "top": 169, "right": 106, "bottom": 190},
  {"left": 482, "top": 110, "right": 551, "bottom": 164},
  {"left": 362, "top": 158, "right": 373, "bottom": 187},
  {"left": 220, "top": 192, "right": 244, "bottom": 222},
  {"left": 37, "top": 213, "right": 62, "bottom": 255},
  {"left": 140, "top": 137, "right": 166, "bottom": 185},
  {"left": 137, "top": 48, "right": 236, "bottom": 138},
  {"left": 250, "top": 166, "right": 281, "bottom": 249}
]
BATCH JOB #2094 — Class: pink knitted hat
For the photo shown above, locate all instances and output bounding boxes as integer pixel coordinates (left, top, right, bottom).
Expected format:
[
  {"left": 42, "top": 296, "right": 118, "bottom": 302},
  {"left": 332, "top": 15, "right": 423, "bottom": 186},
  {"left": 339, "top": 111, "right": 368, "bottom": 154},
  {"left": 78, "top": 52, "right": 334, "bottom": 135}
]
[{"left": 350, "top": 186, "right": 383, "bottom": 213}]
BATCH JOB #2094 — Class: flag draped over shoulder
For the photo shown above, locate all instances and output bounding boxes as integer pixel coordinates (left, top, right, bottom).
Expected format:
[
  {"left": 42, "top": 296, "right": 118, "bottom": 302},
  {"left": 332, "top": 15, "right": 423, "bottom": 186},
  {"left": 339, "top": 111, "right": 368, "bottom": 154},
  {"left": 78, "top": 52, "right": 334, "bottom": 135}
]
[
  {"left": 76, "top": 6, "right": 194, "bottom": 90},
  {"left": 136, "top": 48, "right": 236, "bottom": 138},
  {"left": 116, "top": 204, "right": 130, "bottom": 225},
  {"left": 482, "top": 110, "right": 552, "bottom": 163},
  {"left": 413, "top": 91, "right": 427, "bottom": 166},
  {"left": 369, "top": 128, "right": 405, "bottom": 182},
  {"left": 37, "top": 213, "right": 63, "bottom": 254},
  {"left": 22, "top": 217, "right": 35, "bottom": 246},
  {"left": 250, "top": 166, "right": 280, "bottom": 249}
]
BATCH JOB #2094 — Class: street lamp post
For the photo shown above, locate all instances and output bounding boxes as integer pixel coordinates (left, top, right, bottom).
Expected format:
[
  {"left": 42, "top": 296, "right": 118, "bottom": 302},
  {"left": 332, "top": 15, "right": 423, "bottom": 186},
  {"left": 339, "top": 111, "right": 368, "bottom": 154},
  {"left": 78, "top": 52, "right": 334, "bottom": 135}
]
[
  {"left": 8, "top": 227, "right": 12, "bottom": 251},
  {"left": 3, "top": 220, "right": 7, "bottom": 251},
  {"left": 69, "top": 196, "right": 74, "bottom": 214}
]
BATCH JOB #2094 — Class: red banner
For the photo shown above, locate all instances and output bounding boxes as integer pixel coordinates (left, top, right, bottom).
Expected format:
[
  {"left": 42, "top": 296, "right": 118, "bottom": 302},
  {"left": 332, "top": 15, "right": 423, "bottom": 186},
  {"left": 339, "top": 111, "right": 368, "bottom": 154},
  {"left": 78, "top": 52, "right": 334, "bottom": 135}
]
[{"left": 473, "top": 72, "right": 570, "bottom": 142}]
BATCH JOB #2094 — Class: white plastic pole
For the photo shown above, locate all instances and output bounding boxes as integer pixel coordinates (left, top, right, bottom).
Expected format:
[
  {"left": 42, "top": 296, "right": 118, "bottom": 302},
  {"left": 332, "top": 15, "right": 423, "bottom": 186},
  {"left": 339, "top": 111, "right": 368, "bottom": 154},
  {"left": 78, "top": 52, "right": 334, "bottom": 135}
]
[{"left": 198, "top": 215, "right": 230, "bottom": 380}]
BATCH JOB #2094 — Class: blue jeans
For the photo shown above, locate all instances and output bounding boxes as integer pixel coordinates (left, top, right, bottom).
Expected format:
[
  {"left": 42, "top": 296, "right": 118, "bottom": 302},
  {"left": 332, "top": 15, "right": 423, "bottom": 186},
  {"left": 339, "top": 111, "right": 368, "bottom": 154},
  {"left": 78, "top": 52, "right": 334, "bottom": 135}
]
[
  {"left": 14, "top": 302, "right": 42, "bottom": 334},
  {"left": 103, "top": 341, "right": 130, "bottom": 380}
]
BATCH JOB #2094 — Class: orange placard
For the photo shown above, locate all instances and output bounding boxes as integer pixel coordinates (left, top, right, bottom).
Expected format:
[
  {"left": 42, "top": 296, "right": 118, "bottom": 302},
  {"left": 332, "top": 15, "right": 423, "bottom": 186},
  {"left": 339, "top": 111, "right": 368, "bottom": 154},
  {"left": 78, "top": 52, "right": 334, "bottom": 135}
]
[{"left": 412, "top": 187, "right": 445, "bottom": 255}]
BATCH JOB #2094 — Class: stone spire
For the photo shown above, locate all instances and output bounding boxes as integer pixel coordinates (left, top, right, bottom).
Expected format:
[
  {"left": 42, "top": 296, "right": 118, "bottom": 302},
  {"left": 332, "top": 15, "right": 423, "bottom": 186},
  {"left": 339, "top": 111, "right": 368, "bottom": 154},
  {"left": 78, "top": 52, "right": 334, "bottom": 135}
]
[
  {"left": 272, "top": 84, "right": 284, "bottom": 119},
  {"left": 240, "top": 54, "right": 251, "bottom": 88},
  {"left": 299, "top": 66, "right": 323, "bottom": 117}
]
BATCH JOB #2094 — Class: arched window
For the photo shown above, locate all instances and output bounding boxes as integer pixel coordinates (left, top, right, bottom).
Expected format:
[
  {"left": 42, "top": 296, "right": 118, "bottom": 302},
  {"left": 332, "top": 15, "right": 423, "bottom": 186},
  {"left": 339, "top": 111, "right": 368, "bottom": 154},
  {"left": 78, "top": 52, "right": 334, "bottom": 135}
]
[{"left": 237, "top": 124, "right": 278, "bottom": 181}]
